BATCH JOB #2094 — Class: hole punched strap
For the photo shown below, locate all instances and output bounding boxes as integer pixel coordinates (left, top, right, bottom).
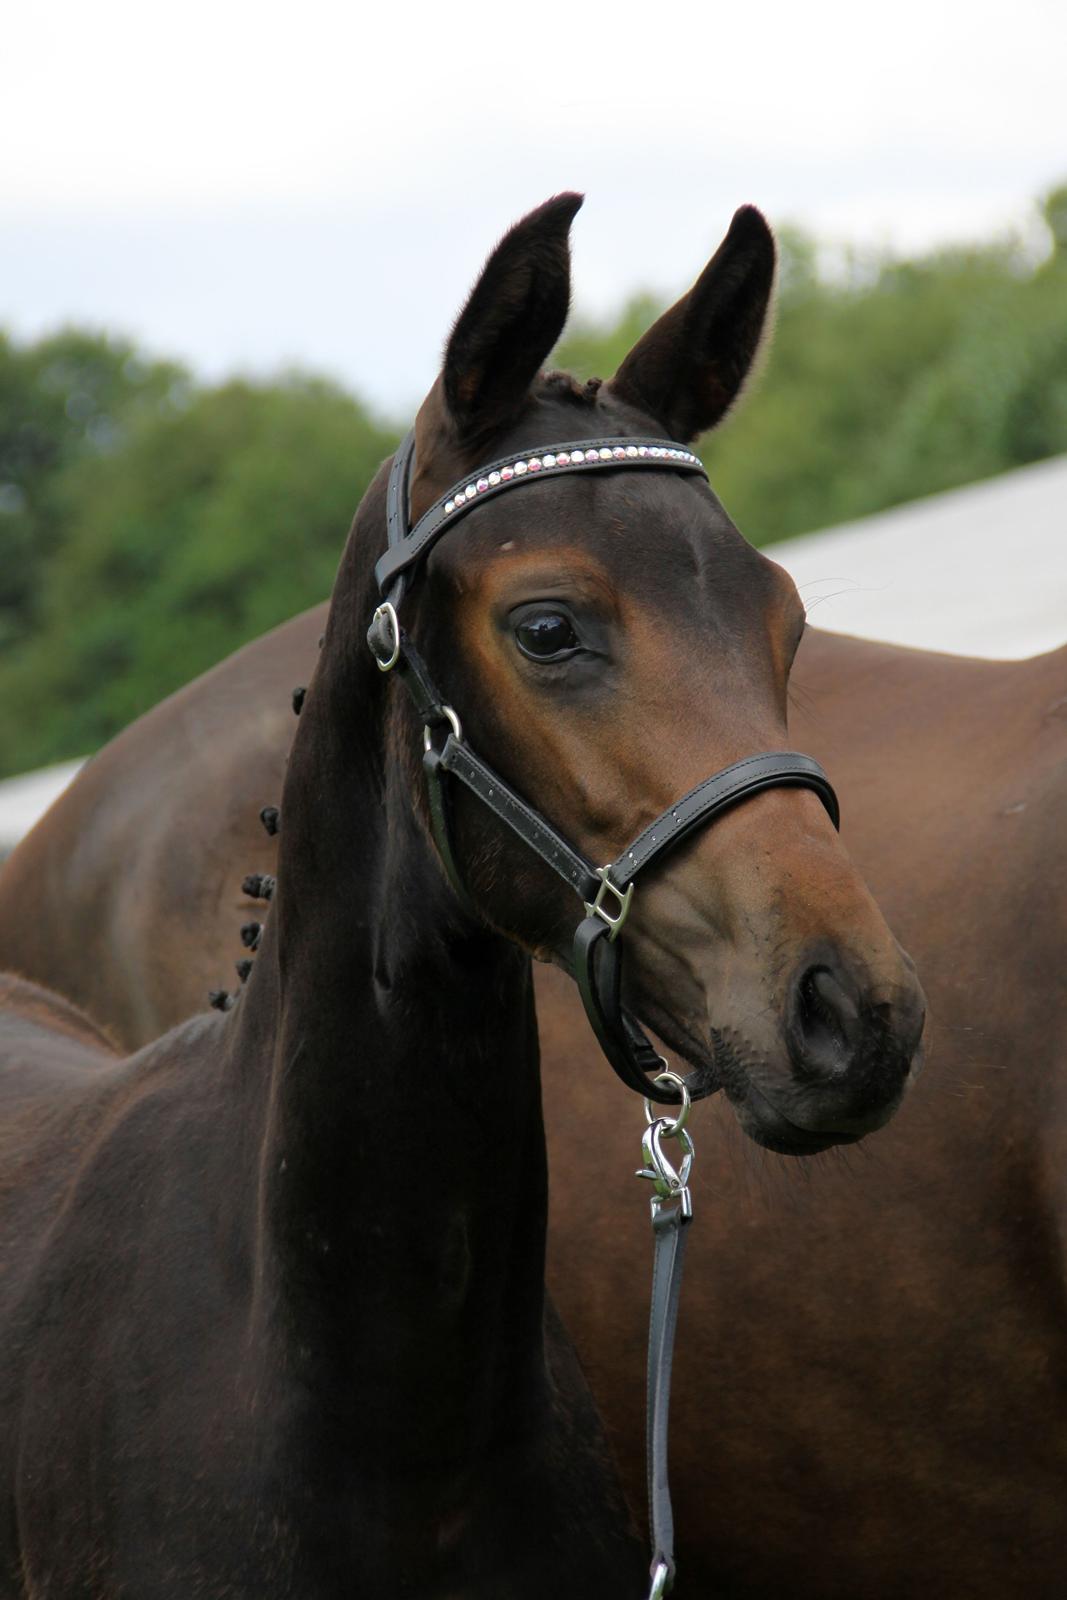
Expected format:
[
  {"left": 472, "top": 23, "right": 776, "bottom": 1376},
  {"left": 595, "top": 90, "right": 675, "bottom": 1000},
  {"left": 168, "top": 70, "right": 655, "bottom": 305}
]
[
  {"left": 368, "top": 431, "right": 840, "bottom": 1105},
  {"left": 638, "top": 1070, "right": 696, "bottom": 1598}
]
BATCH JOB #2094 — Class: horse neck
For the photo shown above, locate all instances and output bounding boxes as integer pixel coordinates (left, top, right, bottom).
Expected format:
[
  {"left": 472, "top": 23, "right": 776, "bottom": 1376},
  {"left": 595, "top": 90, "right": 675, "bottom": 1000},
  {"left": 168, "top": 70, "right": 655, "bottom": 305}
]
[{"left": 227, "top": 471, "right": 548, "bottom": 1460}]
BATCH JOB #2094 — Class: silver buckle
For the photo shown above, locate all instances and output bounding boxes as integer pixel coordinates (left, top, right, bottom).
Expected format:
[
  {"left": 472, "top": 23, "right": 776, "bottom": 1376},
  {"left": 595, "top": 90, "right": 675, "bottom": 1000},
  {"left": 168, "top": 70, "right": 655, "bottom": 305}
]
[
  {"left": 369, "top": 602, "right": 400, "bottom": 671},
  {"left": 584, "top": 865, "right": 634, "bottom": 941}
]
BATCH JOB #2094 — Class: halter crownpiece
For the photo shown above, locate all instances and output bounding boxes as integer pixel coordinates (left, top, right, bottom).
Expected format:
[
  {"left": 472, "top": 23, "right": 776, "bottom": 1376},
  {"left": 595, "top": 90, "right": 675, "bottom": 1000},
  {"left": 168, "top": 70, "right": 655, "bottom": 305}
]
[{"left": 368, "top": 428, "right": 840, "bottom": 1106}]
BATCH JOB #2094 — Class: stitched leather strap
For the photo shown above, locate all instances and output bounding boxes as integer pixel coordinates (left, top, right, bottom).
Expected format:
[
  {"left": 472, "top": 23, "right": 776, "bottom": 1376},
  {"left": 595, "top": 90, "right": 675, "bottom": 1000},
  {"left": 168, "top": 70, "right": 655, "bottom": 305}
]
[
  {"left": 375, "top": 434, "right": 707, "bottom": 597},
  {"left": 393, "top": 631, "right": 454, "bottom": 728},
  {"left": 647, "top": 1197, "right": 692, "bottom": 1592},
  {"left": 439, "top": 735, "right": 600, "bottom": 905},
  {"left": 386, "top": 428, "right": 415, "bottom": 553},
  {"left": 422, "top": 746, "right": 477, "bottom": 913},
  {"left": 612, "top": 751, "right": 840, "bottom": 889},
  {"left": 574, "top": 917, "right": 677, "bottom": 1097}
]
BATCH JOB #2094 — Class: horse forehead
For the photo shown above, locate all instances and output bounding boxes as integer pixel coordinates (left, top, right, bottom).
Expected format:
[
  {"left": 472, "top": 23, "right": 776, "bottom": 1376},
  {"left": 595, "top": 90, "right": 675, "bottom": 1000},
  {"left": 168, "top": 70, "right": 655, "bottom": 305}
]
[{"left": 430, "top": 464, "right": 750, "bottom": 605}]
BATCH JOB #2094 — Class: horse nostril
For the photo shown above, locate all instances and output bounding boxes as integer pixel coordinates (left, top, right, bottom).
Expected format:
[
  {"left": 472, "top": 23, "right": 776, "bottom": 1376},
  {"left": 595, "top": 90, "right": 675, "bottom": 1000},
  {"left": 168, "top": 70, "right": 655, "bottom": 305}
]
[{"left": 790, "top": 964, "right": 861, "bottom": 1081}]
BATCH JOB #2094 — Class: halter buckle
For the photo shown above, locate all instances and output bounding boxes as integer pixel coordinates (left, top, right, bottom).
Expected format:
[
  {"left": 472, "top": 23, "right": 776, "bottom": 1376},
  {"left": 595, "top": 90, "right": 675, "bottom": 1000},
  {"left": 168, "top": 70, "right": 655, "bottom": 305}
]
[
  {"left": 584, "top": 865, "right": 634, "bottom": 941},
  {"left": 368, "top": 602, "right": 400, "bottom": 672}
]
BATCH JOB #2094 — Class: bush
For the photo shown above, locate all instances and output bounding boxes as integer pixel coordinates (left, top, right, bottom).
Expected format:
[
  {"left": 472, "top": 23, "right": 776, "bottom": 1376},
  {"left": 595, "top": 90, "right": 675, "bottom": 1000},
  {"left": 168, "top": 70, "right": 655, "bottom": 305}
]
[{"left": 0, "top": 372, "right": 397, "bottom": 773}]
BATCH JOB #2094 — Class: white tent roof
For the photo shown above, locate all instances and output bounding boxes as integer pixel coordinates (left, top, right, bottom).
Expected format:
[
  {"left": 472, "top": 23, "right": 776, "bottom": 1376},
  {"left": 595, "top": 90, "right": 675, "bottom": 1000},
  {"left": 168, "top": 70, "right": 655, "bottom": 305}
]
[
  {"left": 2, "top": 453, "right": 1065, "bottom": 853},
  {"left": 0, "top": 759, "right": 86, "bottom": 855},
  {"left": 769, "top": 452, "right": 1067, "bottom": 660}
]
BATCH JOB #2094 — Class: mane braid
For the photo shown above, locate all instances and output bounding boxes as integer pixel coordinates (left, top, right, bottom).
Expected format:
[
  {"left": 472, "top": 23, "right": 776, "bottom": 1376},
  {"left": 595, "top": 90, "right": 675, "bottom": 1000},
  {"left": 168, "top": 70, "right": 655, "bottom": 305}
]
[{"left": 539, "top": 370, "right": 603, "bottom": 405}]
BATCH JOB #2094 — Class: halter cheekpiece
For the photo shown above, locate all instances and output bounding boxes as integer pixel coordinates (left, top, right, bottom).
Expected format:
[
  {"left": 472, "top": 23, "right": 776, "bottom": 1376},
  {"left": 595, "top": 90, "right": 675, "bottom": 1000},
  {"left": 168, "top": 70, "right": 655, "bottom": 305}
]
[{"left": 368, "top": 427, "right": 839, "bottom": 1106}]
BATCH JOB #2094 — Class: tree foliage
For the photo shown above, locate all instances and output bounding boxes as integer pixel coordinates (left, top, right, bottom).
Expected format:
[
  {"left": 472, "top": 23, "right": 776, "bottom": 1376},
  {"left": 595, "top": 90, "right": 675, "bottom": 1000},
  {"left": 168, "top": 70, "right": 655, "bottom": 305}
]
[
  {"left": 555, "top": 196, "right": 1067, "bottom": 544},
  {"left": 0, "top": 330, "right": 186, "bottom": 651},
  {"left": 1, "top": 188, "right": 1065, "bottom": 778},
  {"left": 0, "top": 371, "right": 397, "bottom": 773}
]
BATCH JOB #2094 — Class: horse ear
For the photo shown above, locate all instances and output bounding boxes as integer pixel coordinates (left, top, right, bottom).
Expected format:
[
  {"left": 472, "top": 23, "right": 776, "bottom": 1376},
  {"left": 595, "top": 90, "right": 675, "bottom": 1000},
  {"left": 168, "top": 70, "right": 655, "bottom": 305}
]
[
  {"left": 442, "top": 193, "right": 583, "bottom": 444},
  {"left": 605, "top": 206, "right": 776, "bottom": 442}
]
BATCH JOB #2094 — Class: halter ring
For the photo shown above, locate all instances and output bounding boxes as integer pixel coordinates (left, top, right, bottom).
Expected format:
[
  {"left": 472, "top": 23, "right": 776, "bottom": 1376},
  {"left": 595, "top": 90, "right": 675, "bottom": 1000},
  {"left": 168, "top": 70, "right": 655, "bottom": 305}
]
[
  {"left": 645, "top": 1070, "right": 691, "bottom": 1135},
  {"left": 422, "top": 704, "right": 463, "bottom": 753}
]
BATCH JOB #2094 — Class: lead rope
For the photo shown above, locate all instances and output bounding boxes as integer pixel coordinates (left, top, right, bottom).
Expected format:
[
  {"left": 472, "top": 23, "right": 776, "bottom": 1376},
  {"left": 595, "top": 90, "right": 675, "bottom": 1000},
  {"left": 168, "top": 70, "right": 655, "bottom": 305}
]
[{"left": 636, "top": 1069, "right": 695, "bottom": 1597}]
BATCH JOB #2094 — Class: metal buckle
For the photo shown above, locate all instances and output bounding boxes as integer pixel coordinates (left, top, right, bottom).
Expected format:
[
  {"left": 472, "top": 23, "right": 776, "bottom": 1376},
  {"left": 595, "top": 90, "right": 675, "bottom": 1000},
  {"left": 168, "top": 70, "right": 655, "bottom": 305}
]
[
  {"left": 584, "top": 865, "right": 634, "bottom": 941},
  {"left": 369, "top": 602, "right": 400, "bottom": 672},
  {"left": 422, "top": 704, "right": 462, "bottom": 754}
]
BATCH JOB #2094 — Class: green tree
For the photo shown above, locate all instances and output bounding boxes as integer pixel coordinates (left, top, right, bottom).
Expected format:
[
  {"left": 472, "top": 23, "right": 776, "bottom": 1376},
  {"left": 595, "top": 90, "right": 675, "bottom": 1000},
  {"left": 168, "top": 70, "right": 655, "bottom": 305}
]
[
  {"left": 555, "top": 196, "right": 1067, "bottom": 545},
  {"left": 0, "top": 330, "right": 185, "bottom": 651},
  {"left": 0, "top": 375, "right": 397, "bottom": 773}
]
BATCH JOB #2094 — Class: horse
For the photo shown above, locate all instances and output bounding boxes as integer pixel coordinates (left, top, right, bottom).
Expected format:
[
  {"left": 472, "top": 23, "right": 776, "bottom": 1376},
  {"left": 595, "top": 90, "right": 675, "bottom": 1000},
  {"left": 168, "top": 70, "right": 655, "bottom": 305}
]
[
  {"left": 10, "top": 603, "right": 1067, "bottom": 1599},
  {"left": 0, "top": 195, "right": 927, "bottom": 1594},
  {"left": 8, "top": 221, "right": 1067, "bottom": 1597}
]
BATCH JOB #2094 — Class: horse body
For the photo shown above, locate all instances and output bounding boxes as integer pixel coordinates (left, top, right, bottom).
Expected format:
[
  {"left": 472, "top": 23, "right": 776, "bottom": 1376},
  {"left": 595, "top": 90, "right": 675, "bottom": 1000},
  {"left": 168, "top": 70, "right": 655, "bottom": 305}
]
[
  {"left": 0, "top": 201, "right": 662, "bottom": 1595},
  {"left": 0, "top": 609, "right": 308, "bottom": 1051},
  {"left": 6, "top": 624, "right": 1063, "bottom": 1594},
  {"left": 545, "top": 630, "right": 1067, "bottom": 1598},
  {"left": 0, "top": 197, "right": 929, "bottom": 1591},
  {"left": 0, "top": 986, "right": 634, "bottom": 1595}
]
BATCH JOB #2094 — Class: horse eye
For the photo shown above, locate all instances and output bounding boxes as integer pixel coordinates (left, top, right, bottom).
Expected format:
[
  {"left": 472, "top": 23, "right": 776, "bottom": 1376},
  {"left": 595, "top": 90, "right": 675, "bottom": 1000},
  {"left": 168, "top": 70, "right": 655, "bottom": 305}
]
[{"left": 513, "top": 609, "right": 581, "bottom": 661}]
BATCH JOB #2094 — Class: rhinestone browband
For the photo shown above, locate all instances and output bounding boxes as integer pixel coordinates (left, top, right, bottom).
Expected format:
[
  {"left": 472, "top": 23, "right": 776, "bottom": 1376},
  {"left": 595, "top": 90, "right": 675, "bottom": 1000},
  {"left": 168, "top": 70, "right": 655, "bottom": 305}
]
[
  {"left": 442, "top": 442, "right": 702, "bottom": 516},
  {"left": 375, "top": 434, "right": 708, "bottom": 597}
]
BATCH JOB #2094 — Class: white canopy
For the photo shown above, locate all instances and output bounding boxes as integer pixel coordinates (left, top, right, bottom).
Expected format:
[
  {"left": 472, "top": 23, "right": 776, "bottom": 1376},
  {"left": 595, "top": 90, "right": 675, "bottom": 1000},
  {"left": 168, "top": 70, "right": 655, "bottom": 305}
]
[
  {"left": 0, "top": 759, "right": 86, "bottom": 856},
  {"left": 771, "top": 452, "right": 1066, "bottom": 661}
]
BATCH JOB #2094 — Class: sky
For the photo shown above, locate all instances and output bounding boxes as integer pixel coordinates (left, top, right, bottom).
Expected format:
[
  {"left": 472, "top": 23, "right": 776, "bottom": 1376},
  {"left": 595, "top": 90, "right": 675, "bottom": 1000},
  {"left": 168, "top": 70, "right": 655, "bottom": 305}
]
[{"left": 4, "top": 0, "right": 1065, "bottom": 414}]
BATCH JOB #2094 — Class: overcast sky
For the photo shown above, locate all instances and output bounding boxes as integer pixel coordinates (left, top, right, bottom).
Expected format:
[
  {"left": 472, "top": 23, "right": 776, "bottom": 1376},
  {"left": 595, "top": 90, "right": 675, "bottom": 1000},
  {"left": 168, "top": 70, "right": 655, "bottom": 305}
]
[{"left": 4, "top": 0, "right": 1065, "bottom": 413}]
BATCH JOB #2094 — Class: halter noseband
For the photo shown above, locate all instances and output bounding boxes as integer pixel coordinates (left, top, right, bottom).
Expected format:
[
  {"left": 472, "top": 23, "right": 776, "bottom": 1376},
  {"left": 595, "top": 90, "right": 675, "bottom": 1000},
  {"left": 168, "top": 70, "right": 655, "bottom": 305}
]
[{"left": 368, "top": 428, "right": 839, "bottom": 1105}]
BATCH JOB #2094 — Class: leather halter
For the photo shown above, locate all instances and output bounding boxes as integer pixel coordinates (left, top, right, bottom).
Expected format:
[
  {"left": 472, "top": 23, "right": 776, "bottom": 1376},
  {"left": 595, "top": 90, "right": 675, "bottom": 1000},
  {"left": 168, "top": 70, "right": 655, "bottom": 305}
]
[{"left": 368, "top": 428, "right": 839, "bottom": 1105}]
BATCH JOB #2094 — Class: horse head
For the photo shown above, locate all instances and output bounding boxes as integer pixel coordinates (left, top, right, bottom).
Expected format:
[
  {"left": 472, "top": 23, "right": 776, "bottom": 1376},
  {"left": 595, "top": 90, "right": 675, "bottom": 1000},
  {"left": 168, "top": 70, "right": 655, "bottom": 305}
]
[{"left": 364, "top": 193, "right": 926, "bottom": 1154}]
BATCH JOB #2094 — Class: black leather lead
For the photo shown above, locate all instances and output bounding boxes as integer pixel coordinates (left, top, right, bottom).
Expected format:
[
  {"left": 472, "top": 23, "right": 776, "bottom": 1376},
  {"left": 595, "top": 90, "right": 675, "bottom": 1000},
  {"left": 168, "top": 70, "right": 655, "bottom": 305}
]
[
  {"left": 369, "top": 430, "right": 840, "bottom": 1105},
  {"left": 647, "top": 1197, "right": 690, "bottom": 1593}
]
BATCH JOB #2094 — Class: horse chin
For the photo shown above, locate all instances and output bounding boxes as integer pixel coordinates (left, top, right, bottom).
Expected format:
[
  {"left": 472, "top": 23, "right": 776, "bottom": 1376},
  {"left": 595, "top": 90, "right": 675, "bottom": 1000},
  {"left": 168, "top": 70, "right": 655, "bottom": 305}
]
[
  {"left": 646, "top": 1017, "right": 866, "bottom": 1156},
  {"left": 655, "top": 1016, "right": 912, "bottom": 1157},
  {"left": 725, "top": 1078, "right": 868, "bottom": 1156}
]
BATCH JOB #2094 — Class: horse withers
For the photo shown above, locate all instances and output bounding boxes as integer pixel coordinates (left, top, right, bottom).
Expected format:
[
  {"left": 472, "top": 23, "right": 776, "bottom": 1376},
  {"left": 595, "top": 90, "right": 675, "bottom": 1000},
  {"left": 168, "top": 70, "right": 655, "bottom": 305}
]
[{"left": 0, "top": 196, "right": 925, "bottom": 1593}]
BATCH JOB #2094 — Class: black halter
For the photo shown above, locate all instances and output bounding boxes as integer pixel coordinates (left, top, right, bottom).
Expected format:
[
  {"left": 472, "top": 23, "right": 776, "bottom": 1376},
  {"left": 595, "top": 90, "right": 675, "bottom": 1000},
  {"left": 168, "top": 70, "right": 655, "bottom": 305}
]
[{"left": 368, "top": 429, "right": 839, "bottom": 1105}]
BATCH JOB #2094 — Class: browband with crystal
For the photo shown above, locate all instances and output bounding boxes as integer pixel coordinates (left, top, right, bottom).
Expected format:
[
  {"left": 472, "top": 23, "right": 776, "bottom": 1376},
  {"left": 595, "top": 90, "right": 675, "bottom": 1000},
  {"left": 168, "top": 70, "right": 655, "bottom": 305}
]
[{"left": 375, "top": 432, "right": 707, "bottom": 598}]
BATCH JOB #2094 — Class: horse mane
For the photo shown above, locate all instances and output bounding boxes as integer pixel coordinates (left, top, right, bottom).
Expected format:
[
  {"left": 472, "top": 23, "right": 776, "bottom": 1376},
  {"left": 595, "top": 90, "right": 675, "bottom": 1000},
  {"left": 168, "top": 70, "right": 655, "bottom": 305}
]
[{"left": 539, "top": 371, "right": 603, "bottom": 405}]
